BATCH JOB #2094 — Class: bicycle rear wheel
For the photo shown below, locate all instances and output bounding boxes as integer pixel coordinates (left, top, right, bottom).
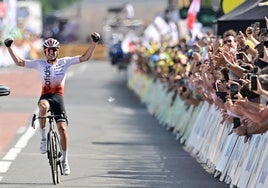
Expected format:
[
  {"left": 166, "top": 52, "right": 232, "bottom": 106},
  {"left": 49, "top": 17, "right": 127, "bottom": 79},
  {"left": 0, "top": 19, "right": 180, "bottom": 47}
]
[{"left": 48, "top": 132, "right": 61, "bottom": 184}]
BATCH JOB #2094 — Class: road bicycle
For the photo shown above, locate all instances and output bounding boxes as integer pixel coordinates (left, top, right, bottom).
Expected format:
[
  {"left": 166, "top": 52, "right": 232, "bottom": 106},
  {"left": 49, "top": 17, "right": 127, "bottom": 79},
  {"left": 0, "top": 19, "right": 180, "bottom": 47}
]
[{"left": 31, "top": 112, "right": 67, "bottom": 185}]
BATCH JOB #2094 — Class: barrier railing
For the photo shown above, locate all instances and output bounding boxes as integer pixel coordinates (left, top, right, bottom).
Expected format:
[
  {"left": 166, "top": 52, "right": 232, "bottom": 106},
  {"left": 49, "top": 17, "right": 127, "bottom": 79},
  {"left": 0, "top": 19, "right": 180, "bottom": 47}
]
[{"left": 127, "top": 62, "right": 268, "bottom": 188}]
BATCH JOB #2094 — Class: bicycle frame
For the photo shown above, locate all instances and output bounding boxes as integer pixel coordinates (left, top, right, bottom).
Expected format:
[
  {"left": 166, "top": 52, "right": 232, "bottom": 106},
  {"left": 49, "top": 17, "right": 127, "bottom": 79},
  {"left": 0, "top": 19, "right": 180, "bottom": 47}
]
[{"left": 32, "top": 113, "right": 66, "bottom": 184}]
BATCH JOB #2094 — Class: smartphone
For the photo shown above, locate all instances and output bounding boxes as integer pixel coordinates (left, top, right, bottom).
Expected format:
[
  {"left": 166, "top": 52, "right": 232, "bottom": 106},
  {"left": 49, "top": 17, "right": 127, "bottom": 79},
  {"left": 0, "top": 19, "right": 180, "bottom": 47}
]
[
  {"left": 255, "top": 42, "right": 264, "bottom": 58},
  {"left": 236, "top": 53, "right": 243, "bottom": 60},
  {"left": 264, "top": 40, "right": 268, "bottom": 47},
  {"left": 246, "top": 73, "right": 252, "bottom": 80},
  {"left": 248, "top": 24, "right": 255, "bottom": 34},
  {"left": 253, "top": 66, "right": 258, "bottom": 74},
  {"left": 216, "top": 91, "right": 227, "bottom": 103},
  {"left": 251, "top": 75, "right": 258, "bottom": 91},
  {"left": 230, "top": 84, "right": 239, "bottom": 100},
  {"left": 233, "top": 117, "right": 241, "bottom": 129}
]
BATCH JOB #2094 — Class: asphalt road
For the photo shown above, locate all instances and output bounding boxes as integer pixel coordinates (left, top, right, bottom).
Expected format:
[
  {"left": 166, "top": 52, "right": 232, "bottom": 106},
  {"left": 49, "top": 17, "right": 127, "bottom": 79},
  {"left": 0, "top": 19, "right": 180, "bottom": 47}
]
[{"left": 0, "top": 61, "right": 227, "bottom": 188}]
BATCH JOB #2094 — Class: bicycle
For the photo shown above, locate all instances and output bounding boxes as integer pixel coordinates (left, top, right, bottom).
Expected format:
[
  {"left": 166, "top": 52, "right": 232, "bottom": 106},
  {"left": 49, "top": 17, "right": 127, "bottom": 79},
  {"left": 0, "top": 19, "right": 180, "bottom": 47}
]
[{"left": 31, "top": 112, "right": 67, "bottom": 185}]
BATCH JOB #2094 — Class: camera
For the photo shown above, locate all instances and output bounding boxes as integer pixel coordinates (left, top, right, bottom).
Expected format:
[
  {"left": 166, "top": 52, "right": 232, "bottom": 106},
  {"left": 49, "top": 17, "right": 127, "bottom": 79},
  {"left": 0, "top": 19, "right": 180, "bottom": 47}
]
[{"left": 250, "top": 75, "right": 258, "bottom": 91}]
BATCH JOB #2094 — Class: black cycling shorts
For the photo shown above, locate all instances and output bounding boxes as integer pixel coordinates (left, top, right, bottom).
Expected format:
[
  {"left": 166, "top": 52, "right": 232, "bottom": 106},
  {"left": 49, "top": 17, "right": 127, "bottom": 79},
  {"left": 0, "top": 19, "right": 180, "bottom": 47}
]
[{"left": 38, "top": 93, "right": 67, "bottom": 123}]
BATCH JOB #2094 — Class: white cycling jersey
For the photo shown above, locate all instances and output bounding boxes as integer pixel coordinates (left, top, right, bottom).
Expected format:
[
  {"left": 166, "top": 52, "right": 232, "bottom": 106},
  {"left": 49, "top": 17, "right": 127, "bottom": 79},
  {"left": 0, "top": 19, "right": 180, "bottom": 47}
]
[{"left": 24, "top": 56, "right": 80, "bottom": 96}]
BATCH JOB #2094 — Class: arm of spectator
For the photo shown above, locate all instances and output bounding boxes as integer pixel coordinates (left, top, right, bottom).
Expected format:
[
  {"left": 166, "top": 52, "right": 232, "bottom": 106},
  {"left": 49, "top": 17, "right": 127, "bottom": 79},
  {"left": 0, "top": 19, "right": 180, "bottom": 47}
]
[
  {"left": 244, "top": 29, "right": 260, "bottom": 46},
  {"left": 233, "top": 118, "right": 268, "bottom": 135},
  {"left": 246, "top": 45, "right": 259, "bottom": 58},
  {"left": 233, "top": 100, "right": 266, "bottom": 123},
  {"left": 249, "top": 119, "right": 268, "bottom": 134},
  {"left": 240, "top": 51, "right": 252, "bottom": 64},
  {"left": 189, "top": 52, "right": 202, "bottom": 74},
  {"left": 253, "top": 78, "right": 268, "bottom": 100},
  {"left": 212, "top": 38, "right": 222, "bottom": 55},
  {"left": 235, "top": 98, "right": 263, "bottom": 112},
  {"left": 220, "top": 50, "right": 244, "bottom": 78},
  {"left": 259, "top": 46, "right": 268, "bottom": 63},
  {"left": 237, "top": 31, "right": 258, "bottom": 58},
  {"left": 220, "top": 109, "right": 233, "bottom": 124},
  {"left": 214, "top": 96, "right": 225, "bottom": 109}
]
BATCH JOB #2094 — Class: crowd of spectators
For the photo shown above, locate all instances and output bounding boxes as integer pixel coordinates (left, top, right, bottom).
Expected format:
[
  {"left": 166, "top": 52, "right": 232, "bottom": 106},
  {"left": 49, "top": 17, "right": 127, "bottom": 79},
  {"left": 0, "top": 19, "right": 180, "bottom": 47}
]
[
  {"left": 132, "top": 16, "right": 268, "bottom": 142},
  {"left": 0, "top": 26, "right": 43, "bottom": 66}
]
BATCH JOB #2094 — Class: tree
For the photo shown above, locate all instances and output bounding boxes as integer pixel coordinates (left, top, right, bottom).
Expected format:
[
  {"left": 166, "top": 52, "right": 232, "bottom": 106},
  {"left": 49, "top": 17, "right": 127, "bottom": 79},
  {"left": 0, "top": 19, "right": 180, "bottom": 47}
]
[{"left": 37, "top": 0, "right": 77, "bottom": 14}]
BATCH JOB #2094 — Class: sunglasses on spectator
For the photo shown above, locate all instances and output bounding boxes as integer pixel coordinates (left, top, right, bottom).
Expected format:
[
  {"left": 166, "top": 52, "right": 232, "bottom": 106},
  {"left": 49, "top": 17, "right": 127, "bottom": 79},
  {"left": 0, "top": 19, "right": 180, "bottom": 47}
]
[{"left": 224, "top": 40, "right": 232, "bottom": 44}]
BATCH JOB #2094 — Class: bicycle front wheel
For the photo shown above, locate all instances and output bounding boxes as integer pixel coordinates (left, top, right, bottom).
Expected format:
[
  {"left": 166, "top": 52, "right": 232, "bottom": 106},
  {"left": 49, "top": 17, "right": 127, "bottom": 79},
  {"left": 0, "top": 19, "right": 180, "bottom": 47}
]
[{"left": 48, "top": 132, "right": 61, "bottom": 184}]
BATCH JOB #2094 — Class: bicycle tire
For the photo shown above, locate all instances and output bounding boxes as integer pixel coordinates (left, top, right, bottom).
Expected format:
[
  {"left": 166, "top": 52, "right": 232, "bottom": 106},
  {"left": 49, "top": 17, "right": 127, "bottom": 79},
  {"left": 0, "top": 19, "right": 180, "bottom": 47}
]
[
  {"left": 48, "top": 132, "right": 58, "bottom": 185},
  {"left": 54, "top": 132, "right": 63, "bottom": 176},
  {"left": 54, "top": 133, "right": 62, "bottom": 184}
]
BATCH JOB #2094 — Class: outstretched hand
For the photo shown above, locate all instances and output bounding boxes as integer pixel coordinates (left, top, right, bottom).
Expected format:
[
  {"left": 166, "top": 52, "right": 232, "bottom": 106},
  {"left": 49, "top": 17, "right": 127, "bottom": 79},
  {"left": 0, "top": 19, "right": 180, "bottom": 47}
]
[
  {"left": 91, "top": 32, "right": 100, "bottom": 43},
  {"left": 4, "top": 38, "right": 13, "bottom": 48},
  {"left": 259, "top": 46, "right": 268, "bottom": 63}
]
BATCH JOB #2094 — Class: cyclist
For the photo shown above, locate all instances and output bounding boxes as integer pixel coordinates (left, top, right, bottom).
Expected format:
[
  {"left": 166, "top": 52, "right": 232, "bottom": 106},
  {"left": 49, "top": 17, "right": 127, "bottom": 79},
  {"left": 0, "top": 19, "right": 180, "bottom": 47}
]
[{"left": 4, "top": 32, "right": 101, "bottom": 175}]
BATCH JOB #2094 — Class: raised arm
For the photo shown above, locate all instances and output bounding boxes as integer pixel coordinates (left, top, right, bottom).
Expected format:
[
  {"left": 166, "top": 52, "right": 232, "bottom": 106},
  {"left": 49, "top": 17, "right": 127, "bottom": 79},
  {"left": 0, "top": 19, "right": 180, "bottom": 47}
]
[
  {"left": 79, "top": 32, "right": 101, "bottom": 63},
  {"left": 4, "top": 38, "right": 25, "bottom": 67}
]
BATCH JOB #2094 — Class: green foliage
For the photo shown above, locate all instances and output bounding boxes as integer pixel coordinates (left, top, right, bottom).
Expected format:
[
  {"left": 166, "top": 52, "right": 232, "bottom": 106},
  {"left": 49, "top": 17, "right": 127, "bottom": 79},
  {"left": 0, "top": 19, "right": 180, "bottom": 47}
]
[
  {"left": 201, "top": 0, "right": 211, "bottom": 7},
  {"left": 37, "top": 0, "right": 77, "bottom": 14}
]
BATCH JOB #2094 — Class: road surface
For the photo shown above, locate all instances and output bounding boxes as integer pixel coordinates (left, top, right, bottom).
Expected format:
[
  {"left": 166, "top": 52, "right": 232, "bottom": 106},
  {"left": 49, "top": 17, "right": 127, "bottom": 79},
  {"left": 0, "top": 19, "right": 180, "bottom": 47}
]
[{"left": 0, "top": 61, "right": 227, "bottom": 187}]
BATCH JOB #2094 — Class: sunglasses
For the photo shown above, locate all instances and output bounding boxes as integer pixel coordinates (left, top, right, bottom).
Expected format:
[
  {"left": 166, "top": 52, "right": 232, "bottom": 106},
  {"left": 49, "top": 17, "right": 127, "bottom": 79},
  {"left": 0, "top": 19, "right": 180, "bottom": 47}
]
[
  {"left": 45, "top": 48, "right": 59, "bottom": 52},
  {"left": 224, "top": 40, "right": 232, "bottom": 44}
]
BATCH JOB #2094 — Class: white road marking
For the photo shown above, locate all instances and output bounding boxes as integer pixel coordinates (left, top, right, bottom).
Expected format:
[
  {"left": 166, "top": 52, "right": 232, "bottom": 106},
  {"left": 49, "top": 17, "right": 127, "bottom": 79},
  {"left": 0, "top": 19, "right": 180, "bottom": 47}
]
[
  {"left": 0, "top": 117, "right": 38, "bottom": 181},
  {"left": 16, "top": 126, "right": 27, "bottom": 134},
  {"left": 14, "top": 125, "right": 36, "bottom": 148},
  {"left": 3, "top": 148, "right": 22, "bottom": 161},
  {"left": 0, "top": 161, "right": 12, "bottom": 173}
]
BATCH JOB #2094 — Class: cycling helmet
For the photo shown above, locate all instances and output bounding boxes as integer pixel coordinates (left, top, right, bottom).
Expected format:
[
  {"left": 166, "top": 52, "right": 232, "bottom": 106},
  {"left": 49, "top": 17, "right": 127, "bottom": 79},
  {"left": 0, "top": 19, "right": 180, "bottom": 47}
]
[{"left": 43, "top": 38, "right": 60, "bottom": 49}]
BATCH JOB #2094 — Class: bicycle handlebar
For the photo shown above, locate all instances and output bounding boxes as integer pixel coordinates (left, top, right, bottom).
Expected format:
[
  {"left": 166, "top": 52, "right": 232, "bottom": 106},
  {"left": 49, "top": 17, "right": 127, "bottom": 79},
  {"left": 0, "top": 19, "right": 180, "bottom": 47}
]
[{"left": 31, "top": 113, "right": 68, "bottom": 129}]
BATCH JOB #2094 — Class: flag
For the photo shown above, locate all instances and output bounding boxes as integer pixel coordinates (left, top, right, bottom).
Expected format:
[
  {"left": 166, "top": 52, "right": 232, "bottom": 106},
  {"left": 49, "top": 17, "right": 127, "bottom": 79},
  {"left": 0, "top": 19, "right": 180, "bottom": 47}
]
[{"left": 186, "top": 0, "right": 201, "bottom": 30}]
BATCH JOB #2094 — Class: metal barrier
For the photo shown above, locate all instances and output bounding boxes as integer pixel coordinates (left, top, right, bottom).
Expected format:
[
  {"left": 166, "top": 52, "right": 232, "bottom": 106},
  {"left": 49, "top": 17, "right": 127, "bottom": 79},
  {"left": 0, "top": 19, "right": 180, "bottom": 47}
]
[{"left": 127, "top": 62, "right": 268, "bottom": 188}]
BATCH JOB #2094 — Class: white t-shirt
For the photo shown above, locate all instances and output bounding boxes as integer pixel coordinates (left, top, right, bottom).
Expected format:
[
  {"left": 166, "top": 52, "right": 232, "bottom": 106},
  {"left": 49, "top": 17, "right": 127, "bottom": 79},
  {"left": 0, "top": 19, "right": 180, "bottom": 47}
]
[{"left": 24, "top": 56, "right": 80, "bottom": 96}]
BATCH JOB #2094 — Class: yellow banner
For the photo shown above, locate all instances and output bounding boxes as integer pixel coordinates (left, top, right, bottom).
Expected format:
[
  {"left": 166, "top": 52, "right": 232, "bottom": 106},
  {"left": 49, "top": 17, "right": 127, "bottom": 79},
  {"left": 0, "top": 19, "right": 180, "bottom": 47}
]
[{"left": 222, "top": 0, "right": 245, "bottom": 14}]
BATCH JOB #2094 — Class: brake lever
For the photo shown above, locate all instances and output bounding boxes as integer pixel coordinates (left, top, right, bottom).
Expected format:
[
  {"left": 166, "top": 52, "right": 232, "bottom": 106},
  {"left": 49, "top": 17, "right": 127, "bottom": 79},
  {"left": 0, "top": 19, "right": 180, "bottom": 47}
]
[{"left": 31, "top": 114, "right": 36, "bottom": 129}]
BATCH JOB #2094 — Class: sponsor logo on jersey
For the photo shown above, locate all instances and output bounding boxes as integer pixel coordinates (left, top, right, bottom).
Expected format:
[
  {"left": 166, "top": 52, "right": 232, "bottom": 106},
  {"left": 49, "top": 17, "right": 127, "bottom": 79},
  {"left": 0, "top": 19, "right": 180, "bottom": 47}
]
[{"left": 44, "top": 66, "right": 51, "bottom": 91}]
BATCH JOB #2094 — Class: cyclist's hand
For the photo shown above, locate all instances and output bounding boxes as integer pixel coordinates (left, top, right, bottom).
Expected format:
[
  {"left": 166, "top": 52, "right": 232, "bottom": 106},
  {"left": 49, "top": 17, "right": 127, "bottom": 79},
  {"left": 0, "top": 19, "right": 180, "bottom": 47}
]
[
  {"left": 91, "top": 32, "right": 100, "bottom": 43},
  {"left": 4, "top": 38, "right": 13, "bottom": 48}
]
